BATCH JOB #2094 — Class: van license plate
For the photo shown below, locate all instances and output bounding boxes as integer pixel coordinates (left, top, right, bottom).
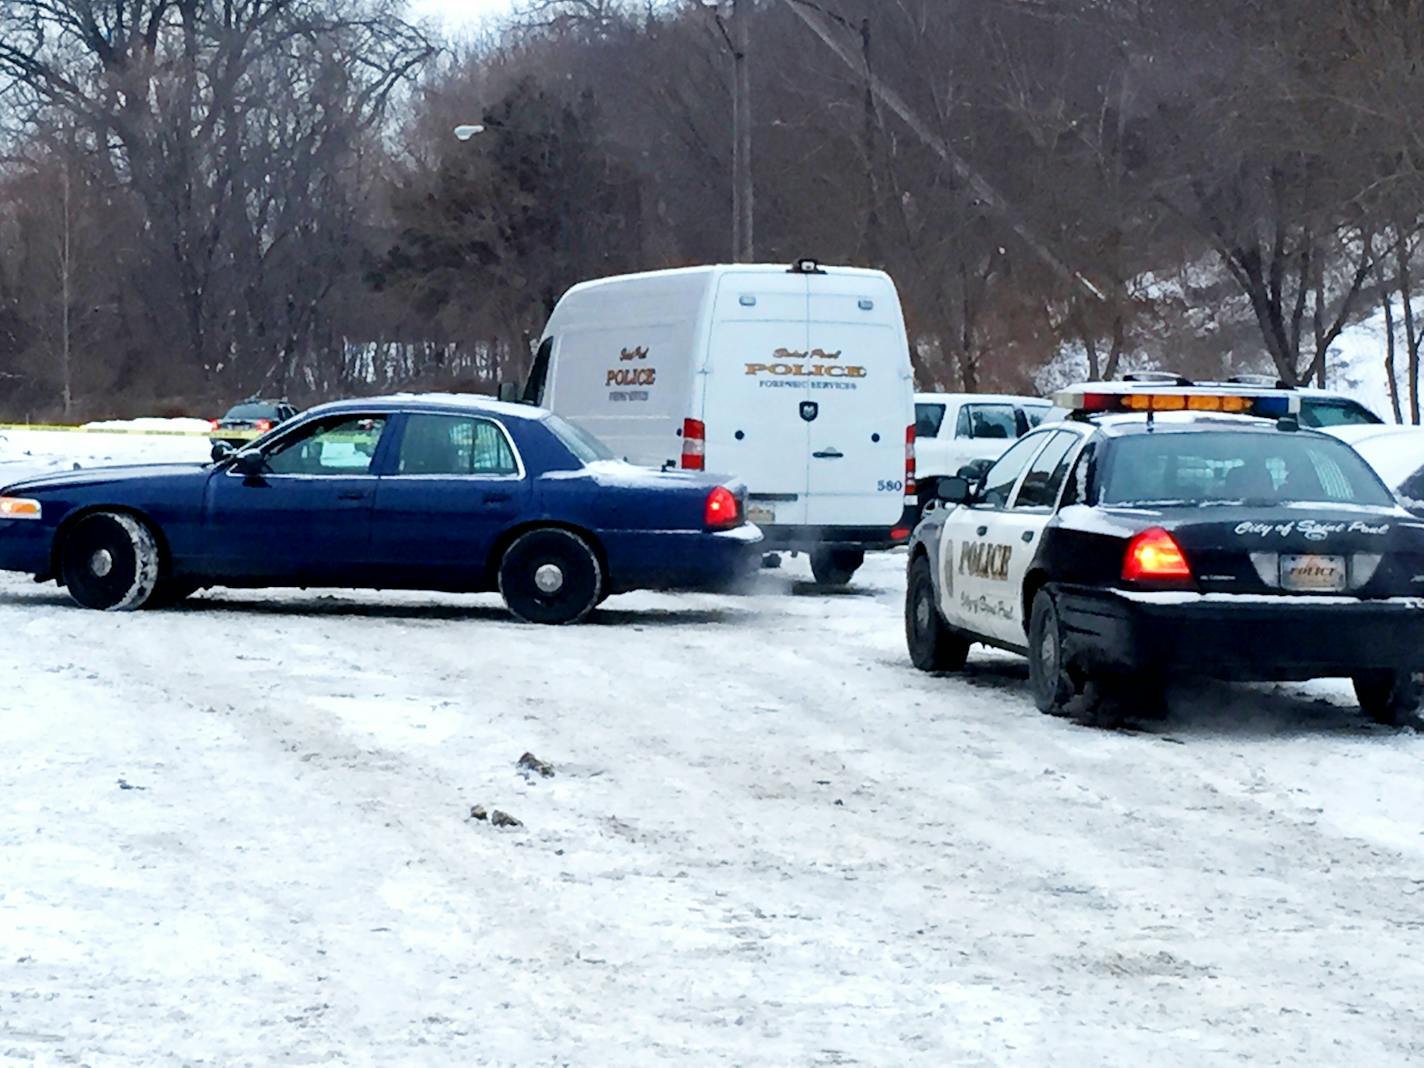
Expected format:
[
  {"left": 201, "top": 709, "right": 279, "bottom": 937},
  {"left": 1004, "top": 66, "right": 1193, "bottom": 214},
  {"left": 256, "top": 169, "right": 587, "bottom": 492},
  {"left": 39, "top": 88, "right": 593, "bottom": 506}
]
[
  {"left": 1280, "top": 554, "right": 1346, "bottom": 592},
  {"left": 746, "top": 503, "right": 776, "bottom": 525}
]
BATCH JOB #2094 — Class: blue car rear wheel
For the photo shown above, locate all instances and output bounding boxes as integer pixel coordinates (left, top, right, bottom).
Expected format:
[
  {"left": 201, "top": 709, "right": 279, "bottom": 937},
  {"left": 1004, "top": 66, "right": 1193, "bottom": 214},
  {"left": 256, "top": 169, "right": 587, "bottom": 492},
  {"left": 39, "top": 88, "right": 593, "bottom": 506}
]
[{"left": 498, "top": 528, "right": 603, "bottom": 625}]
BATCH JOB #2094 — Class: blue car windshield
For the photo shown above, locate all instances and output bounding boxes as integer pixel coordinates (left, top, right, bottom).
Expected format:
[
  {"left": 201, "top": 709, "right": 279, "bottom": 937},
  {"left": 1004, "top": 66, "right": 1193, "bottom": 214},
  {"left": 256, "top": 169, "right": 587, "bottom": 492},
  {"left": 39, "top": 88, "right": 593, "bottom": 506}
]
[
  {"left": 1101, "top": 431, "right": 1395, "bottom": 507},
  {"left": 544, "top": 414, "right": 616, "bottom": 463}
]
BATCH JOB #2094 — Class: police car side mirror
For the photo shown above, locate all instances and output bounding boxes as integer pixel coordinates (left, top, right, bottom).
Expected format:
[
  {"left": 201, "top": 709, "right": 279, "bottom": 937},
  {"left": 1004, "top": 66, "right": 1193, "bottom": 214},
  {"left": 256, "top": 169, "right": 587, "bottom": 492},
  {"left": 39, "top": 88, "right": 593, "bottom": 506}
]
[
  {"left": 937, "top": 476, "right": 972, "bottom": 504},
  {"left": 957, "top": 458, "right": 993, "bottom": 483},
  {"left": 497, "top": 381, "right": 521, "bottom": 403}
]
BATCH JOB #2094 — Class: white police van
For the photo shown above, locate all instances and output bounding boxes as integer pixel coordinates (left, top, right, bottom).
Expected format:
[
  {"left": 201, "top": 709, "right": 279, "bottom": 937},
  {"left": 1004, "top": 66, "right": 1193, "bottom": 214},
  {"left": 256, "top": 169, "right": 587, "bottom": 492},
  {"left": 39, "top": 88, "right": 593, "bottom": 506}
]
[{"left": 522, "top": 260, "right": 917, "bottom": 585}]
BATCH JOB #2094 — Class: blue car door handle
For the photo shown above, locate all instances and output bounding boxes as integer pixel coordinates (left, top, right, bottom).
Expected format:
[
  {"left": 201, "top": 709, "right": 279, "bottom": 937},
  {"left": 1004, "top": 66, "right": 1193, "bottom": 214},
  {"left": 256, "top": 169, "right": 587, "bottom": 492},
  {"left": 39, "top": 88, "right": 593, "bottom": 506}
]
[
  {"left": 483, "top": 491, "right": 512, "bottom": 504},
  {"left": 337, "top": 490, "right": 368, "bottom": 501}
]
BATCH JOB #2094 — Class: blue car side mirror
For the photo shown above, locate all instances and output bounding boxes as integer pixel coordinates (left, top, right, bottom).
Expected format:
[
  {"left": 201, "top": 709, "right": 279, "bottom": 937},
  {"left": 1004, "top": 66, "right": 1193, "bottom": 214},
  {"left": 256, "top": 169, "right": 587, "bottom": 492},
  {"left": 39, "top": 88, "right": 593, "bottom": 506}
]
[{"left": 234, "top": 451, "right": 266, "bottom": 476}]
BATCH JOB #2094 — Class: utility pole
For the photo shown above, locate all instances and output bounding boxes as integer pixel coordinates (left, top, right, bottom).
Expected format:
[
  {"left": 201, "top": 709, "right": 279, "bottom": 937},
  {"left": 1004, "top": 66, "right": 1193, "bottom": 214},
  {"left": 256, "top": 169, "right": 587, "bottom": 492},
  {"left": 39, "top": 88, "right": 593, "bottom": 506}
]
[
  {"left": 59, "top": 143, "right": 73, "bottom": 418},
  {"left": 731, "top": 0, "right": 754, "bottom": 262},
  {"left": 707, "top": 1, "right": 755, "bottom": 261}
]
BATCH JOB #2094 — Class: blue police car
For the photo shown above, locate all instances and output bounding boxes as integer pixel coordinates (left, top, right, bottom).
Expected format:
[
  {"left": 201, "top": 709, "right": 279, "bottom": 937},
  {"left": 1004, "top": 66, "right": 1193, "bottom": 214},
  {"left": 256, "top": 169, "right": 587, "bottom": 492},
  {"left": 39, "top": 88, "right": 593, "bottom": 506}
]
[
  {"left": 0, "top": 394, "right": 761, "bottom": 624},
  {"left": 905, "top": 385, "right": 1424, "bottom": 725}
]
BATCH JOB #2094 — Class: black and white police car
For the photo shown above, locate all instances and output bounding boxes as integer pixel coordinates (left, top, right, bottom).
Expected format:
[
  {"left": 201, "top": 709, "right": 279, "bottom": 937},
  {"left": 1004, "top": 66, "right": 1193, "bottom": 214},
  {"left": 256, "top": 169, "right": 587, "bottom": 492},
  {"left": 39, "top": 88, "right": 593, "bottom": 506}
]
[{"left": 904, "top": 384, "right": 1424, "bottom": 725}]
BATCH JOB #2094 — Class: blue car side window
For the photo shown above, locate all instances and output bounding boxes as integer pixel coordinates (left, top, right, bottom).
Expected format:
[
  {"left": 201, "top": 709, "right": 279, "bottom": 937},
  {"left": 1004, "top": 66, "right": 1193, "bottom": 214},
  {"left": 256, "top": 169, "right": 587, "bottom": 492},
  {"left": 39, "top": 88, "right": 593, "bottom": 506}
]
[
  {"left": 397, "top": 414, "right": 519, "bottom": 477},
  {"left": 264, "top": 416, "right": 387, "bottom": 476}
]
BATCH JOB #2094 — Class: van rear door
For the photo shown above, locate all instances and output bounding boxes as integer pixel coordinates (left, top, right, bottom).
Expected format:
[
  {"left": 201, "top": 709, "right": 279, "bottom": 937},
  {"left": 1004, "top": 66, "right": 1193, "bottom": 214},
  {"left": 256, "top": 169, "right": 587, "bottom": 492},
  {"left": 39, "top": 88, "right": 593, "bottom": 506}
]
[
  {"left": 803, "top": 277, "right": 913, "bottom": 528},
  {"left": 701, "top": 271, "right": 811, "bottom": 527}
]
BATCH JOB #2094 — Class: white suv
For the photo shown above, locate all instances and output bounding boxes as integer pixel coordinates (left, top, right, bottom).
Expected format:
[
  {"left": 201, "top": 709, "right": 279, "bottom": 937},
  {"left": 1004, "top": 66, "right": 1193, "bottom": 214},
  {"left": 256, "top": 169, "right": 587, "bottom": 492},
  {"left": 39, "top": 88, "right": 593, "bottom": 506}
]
[{"left": 914, "top": 393, "right": 1051, "bottom": 509}]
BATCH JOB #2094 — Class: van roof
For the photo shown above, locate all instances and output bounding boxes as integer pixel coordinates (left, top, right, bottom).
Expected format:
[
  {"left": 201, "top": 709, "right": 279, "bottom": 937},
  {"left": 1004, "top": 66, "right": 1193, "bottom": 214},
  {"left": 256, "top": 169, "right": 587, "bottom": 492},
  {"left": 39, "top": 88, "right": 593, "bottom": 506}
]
[{"left": 558, "top": 262, "right": 894, "bottom": 298}]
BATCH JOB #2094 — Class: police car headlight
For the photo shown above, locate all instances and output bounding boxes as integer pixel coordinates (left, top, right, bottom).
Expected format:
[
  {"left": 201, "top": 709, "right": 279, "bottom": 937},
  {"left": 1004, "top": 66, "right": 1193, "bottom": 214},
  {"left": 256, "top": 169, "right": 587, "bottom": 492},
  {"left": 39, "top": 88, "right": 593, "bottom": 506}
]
[{"left": 0, "top": 497, "right": 41, "bottom": 520}]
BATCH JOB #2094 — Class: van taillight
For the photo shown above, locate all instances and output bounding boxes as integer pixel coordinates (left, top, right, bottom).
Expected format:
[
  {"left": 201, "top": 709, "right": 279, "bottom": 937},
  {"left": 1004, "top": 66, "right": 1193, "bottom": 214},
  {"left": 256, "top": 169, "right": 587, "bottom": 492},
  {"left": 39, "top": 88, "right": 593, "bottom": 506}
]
[
  {"left": 1122, "top": 527, "right": 1192, "bottom": 582},
  {"left": 682, "top": 418, "right": 706, "bottom": 470},
  {"left": 705, "top": 486, "right": 739, "bottom": 529},
  {"left": 904, "top": 424, "right": 917, "bottom": 504}
]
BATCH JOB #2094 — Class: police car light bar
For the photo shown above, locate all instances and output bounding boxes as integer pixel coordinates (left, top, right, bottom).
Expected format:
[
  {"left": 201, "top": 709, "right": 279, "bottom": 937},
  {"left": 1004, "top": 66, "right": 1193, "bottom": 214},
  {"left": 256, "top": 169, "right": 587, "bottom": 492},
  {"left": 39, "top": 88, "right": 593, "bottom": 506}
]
[{"left": 1053, "top": 388, "right": 1299, "bottom": 418}]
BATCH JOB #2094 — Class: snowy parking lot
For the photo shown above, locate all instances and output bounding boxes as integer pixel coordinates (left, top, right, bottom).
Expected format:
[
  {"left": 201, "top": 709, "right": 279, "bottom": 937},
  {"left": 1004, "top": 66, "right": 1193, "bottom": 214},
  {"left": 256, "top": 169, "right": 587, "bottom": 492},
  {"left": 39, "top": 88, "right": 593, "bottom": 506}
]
[{"left": 4, "top": 430, "right": 1424, "bottom": 1063}]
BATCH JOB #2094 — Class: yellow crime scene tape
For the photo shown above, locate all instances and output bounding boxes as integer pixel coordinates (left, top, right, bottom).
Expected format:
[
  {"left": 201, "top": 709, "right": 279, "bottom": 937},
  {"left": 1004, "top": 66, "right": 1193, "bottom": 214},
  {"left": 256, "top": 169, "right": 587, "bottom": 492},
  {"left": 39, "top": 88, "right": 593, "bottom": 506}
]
[{"left": 0, "top": 422, "right": 262, "bottom": 439}]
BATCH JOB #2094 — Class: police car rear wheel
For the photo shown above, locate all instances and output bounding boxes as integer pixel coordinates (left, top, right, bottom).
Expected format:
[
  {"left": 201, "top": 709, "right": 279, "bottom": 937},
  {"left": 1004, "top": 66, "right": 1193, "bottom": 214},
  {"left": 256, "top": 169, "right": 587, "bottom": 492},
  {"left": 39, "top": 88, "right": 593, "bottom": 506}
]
[
  {"left": 60, "top": 511, "right": 161, "bottom": 611},
  {"left": 1028, "top": 589, "right": 1076, "bottom": 715},
  {"left": 905, "top": 555, "right": 968, "bottom": 672},
  {"left": 810, "top": 547, "right": 863, "bottom": 587},
  {"left": 499, "top": 528, "right": 603, "bottom": 625},
  {"left": 1353, "top": 670, "right": 1422, "bottom": 727}
]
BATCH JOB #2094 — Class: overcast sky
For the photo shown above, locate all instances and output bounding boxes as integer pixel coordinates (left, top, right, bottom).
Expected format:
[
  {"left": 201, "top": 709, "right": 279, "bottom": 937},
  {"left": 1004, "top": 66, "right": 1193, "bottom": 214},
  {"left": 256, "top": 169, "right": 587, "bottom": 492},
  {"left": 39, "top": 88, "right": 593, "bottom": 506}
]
[{"left": 408, "top": 0, "right": 517, "bottom": 29}]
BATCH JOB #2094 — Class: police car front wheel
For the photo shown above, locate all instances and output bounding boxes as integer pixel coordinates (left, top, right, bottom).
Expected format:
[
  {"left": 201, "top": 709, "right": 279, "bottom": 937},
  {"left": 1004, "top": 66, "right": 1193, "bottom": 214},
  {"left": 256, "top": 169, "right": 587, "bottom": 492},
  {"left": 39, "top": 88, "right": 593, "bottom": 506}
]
[
  {"left": 905, "top": 555, "right": 968, "bottom": 672},
  {"left": 1028, "top": 589, "right": 1077, "bottom": 715}
]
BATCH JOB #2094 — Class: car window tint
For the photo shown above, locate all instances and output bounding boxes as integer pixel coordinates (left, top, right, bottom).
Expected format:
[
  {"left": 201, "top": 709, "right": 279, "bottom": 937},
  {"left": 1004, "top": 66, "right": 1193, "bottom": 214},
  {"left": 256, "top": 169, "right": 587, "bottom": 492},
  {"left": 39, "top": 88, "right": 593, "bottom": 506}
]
[
  {"left": 397, "top": 414, "right": 518, "bottom": 476},
  {"left": 1059, "top": 441, "right": 1097, "bottom": 506},
  {"left": 978, "top": 433, "right": 1049, "bottom": 508},
  {"left": 544, "top": 414, "right": 617, "bottom": 462},
  {"left": 956, "top": 403, "right": 1018, "bottom": 440},
  {"left": 1012, "top": 431, "right": 1079, "bottom": 509},
  {"left": 1022, "top": 404, "right": 1051, "bottom": 428},
  {"left": 1299, "top": 399, "right": 1384, "bottom": 427},
  {"left": 225, "top": 402, "right": 280, "bottom": 420},
  {"left": 264, "top": 415, "right": 387, "bottom": 476},
  {"left": 1100, "top": 431, "right": 1395, "bottom": 506},
  {"left": 1398, "top": 465, "right": 1424, "bottom": 511},
  {"left": 915, "top": 403, "right": 946, "bottom": 439}
]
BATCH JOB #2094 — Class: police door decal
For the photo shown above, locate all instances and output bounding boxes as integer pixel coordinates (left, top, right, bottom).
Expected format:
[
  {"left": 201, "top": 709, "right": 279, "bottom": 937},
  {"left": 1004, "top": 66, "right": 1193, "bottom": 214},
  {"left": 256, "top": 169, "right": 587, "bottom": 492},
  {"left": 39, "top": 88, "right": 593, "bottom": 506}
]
[{"left": 800, "top": 401, "right": 819, "bottom": 422}]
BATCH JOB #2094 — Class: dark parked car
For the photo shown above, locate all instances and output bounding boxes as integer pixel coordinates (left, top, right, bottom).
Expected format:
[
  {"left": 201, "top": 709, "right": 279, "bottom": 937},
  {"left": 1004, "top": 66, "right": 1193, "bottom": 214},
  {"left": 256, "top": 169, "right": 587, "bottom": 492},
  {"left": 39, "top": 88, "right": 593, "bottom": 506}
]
[
  {"left": 0, "top": 394, "right": 762, "bottom": 624},
  {"left": 209, "top": 399, "right": 300, "bottom": 446}
]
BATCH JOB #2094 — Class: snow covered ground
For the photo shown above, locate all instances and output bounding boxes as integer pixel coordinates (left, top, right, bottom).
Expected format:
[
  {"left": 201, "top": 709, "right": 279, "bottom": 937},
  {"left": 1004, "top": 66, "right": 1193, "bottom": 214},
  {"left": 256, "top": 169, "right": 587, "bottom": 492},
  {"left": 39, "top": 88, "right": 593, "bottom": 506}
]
[{"left": 5, "top": 430, "right": 1424, "bottom": 1064}]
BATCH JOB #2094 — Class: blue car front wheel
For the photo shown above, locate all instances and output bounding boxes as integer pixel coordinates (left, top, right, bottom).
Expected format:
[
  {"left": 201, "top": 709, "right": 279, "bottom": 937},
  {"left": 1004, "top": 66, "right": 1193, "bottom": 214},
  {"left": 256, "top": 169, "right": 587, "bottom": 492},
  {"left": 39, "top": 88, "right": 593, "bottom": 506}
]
[
  {"left": 498, "top": 528, "right": 604, "bottom": 625},
  {"left": 60, "top": 511, "right": 161, "bottom": 611}
]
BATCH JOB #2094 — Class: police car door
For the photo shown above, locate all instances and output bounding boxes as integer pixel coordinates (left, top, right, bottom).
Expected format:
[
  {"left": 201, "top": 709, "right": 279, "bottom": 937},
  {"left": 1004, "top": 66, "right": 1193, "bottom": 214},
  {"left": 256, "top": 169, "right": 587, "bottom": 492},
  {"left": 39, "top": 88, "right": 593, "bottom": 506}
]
[
  {"left": 985, "top": 429, "right": 1084, "bottom": 647},
  {"left": 937, "top": 432, "right": 1051, "bottom": 644}
]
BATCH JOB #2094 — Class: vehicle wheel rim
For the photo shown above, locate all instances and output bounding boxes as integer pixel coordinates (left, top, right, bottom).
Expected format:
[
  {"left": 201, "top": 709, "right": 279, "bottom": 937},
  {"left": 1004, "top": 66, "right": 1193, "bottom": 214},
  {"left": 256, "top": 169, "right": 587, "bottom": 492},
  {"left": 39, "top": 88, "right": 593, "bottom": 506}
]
[
  {"left": 915, "top": 585, "right": 931, "bottom": 634},
  {"left": 90, "top": 548, "right": 114, "bottom": 578},
  {"left": 1039, "top": 617, "right": 1058, "bottom": 679},
  {"left": 534, "top": 563, "right": 565, "bottom": 595}
]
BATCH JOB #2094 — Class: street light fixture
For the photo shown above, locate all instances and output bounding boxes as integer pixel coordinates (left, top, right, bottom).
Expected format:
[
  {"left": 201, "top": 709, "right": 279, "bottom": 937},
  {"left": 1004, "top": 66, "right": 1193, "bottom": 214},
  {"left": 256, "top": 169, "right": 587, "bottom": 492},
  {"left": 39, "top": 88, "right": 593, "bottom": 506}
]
[{"left": 453, "top": 124, "right": 486, "bottom": 141}]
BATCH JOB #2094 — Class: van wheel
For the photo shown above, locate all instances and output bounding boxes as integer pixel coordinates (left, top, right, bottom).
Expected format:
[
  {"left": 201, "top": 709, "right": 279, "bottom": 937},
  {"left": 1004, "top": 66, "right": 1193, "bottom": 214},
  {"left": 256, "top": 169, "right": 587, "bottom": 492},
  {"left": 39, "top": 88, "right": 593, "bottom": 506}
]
[
  {"left": 810, "top": 547, "right": 863, "bottom": 587},
  {"left": 498, "top": 528, "right": 603, "bottom": 625},
  {"left": 1353, "top": 670, "right": 1422, "bottom": 726},
  {"left": 59, "top": 511, "right": 161, "bottom": 611},
  {"left": 905, "top": 554, "right": 968, "bottom": 672}
]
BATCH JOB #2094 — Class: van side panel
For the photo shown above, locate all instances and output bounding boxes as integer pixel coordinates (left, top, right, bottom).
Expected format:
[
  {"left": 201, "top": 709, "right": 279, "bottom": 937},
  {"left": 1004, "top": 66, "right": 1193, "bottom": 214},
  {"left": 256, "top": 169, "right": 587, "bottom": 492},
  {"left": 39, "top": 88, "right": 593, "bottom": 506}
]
[
  {"left": 803, "top": 275, "right": 915, "bottom": 528},
  {"left": 542, "top": 277, "right": 706, "bottom": 468},
  {"left": 701, "top": 271, "right": 812, "bottom": 527}
]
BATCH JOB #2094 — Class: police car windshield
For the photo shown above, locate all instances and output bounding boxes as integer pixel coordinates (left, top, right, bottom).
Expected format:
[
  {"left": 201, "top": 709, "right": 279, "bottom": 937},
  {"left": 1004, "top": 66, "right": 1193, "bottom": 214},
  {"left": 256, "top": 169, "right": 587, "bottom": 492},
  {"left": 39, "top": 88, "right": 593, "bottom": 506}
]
[
  {"left": 544, "top": 414, "right": 616, "bottom": 463},
  {"left": 1101, "top": 431, "right": 1395, "bottom": 508}
]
